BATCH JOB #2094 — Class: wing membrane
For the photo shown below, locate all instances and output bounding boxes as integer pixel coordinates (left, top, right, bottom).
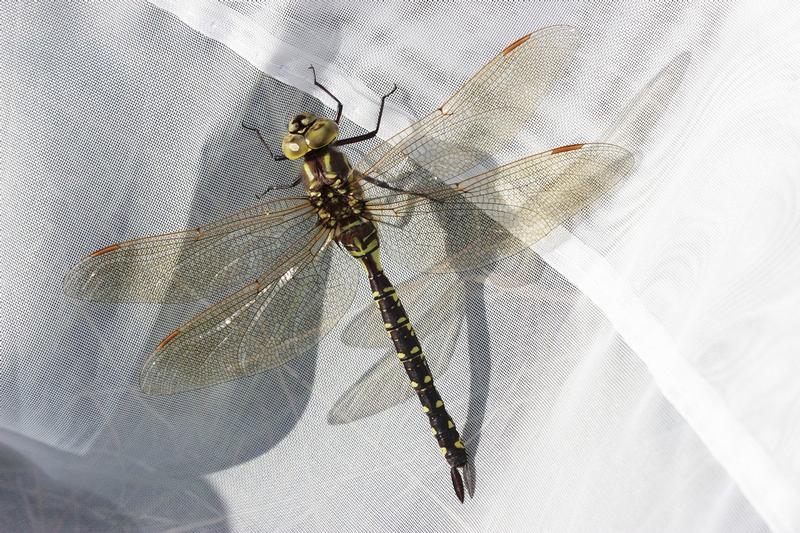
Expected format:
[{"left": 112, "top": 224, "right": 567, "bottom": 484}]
[
  {"left": 140, "top": 232, "right": 361, "bottom": 395},
  {"left": 64, "top": 197, "right": 317, "bottom": 303},
  {"left": 355, "top": 26, "right": 580, "bottom": 190},
  {"left": 367, "top": 143, "right": 634, "bottom": 273}
]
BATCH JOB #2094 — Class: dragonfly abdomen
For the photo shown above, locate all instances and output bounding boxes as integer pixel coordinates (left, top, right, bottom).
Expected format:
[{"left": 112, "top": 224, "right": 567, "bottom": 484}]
[{"left": 357, "top": 248, "right": 470, "bottom": 501}]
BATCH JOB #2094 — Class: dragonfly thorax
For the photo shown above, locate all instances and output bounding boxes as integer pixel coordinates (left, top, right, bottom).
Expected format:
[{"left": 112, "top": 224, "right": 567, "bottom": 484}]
[
  {"left": 303, "top": 150, "right": 366, "bottom": 229},
  {"left": 313, "top": 189, "right": 365, "bottom": 230}
]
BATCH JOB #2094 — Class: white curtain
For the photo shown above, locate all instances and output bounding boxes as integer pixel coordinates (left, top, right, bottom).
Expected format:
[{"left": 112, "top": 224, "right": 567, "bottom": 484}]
[{"left": 2, "top": 2, "right": 798, "bottom": 531}]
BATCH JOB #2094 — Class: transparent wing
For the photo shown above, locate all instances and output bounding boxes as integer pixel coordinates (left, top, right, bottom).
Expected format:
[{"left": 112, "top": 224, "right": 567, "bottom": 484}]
[
  {"left": 366, "top": 143, "right": 634, "bottom": 273},
  {"left": 64, "top": 197, "right": 317, "bottom": 303},
  {"left": 140, "top": 232, "right": 362, "bottom": 395},
  {"left": 354, "top": 26, "right": 580, "bottom": 189},
  {"left": 329, "top": 272, "right": 466, "bottom": 424}
]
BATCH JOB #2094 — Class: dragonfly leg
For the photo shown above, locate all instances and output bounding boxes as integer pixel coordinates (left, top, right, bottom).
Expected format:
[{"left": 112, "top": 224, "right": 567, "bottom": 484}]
[
  {"left": 241, "top": 121, "right": 288, "bottom": 162},
  {"left": 334, "top": 84, "right": 397, "bottom": 147},
  {"left": 255, "top": 176, "right": 303, "bottom": 199},
  {"left": 308, "top": 65, "right": 343, "bottom": 123}
]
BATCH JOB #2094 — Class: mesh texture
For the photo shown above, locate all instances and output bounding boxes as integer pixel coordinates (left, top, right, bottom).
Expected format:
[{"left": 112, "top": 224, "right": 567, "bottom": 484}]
[{"left": 2, "top": 2, "right": 799, "bottom": 532}]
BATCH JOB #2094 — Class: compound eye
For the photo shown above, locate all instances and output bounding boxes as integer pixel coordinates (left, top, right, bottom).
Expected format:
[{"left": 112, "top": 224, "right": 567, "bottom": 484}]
[
  {"left": 288, "top": 112, "right": 317, "bottom": 134},
  {"left": 281, "top": 133, "right": 309, "bottom": 160},
  {"left": 305, "top": 118, "right": 339, "bottom": 149}
]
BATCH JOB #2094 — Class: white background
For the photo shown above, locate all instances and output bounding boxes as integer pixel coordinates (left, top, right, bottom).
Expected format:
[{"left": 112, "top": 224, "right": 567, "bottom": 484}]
[{"left": 2, "top": 2, "right": 799, "bottom": 531}]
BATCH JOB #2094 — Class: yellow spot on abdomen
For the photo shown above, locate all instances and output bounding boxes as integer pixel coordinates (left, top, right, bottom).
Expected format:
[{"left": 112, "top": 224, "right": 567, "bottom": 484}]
[
  {"left": 410, "top": 346, "right": 420, "bottom": 355},
  {"left": 435, "top": 400, "right": 444, "bottom": 408},
  {"left": 454, "top": 440, "right": 465, "bottom": 449},
  {"left": 424, "top": 375, "right": 432, "bottom": 383}
]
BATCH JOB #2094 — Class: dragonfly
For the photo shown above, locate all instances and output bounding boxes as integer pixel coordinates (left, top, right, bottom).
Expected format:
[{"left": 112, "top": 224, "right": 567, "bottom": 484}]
[
  {"left": 327, "top": 41, "right": 692, "bottom": 438},
  {"left": 64, "top": 26, "right": 633, "bottom": 503}
]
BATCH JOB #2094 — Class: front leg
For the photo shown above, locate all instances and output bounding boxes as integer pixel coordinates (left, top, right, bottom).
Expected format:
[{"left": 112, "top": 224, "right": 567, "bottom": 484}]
[{"left": 256, "top": 176, "right": 303, "bottom": 199}]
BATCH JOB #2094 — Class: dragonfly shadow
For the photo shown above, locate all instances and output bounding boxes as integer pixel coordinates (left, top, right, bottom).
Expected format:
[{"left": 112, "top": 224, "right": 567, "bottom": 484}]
[
  {"left": 462, "top": 51, "right": 692, "bottom": 490},
  {"left": 454, "top": 229, "right": 549, "bottom": 493},
  {"left": 465, "top": 51, "right": 692, "bottom": 490},
  {"left": 42, "top": 8, "right": 361, "bottom": 527}
]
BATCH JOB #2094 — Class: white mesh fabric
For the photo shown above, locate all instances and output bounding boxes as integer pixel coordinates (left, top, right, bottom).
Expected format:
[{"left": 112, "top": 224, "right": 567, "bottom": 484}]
[{"left": 2, "top": 1, "right": 799, "bottom": 531}]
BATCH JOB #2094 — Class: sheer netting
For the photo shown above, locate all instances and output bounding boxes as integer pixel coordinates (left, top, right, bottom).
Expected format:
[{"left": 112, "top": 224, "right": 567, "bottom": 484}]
[{"left": 2, "top": 2, "right": 799, "bottom": 532}]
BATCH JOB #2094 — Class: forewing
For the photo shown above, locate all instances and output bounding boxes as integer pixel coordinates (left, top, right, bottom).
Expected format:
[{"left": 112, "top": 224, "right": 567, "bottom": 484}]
[
  {"left": 368, "top": 143, "right": 634, "bottom": 273},
  {"left": 329, "top": 273, "right": 465, "bottom": 424},
  {"left": 140, "top": 232, "right": 361, "bottom": 395},
  {"left": 64, "top": 197, "right": 317, "bottom": 303},
  {"left": 354, "top": 26, "right": 580, "bottom": 191}
]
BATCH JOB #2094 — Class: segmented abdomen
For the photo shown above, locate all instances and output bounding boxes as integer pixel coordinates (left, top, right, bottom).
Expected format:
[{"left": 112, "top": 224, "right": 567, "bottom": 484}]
[{"left": 369, "top": 268, "right": 468, "bottom": 469}]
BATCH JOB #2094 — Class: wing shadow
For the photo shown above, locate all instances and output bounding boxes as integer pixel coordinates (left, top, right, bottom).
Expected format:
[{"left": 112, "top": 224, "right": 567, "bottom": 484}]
[{"left": 332, "top": 51, "right": 691, "bottom": 495}]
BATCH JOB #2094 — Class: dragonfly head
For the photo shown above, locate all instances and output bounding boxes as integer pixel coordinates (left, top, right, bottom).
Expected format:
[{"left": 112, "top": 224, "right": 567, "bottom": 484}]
[{"left": 282, "top": 113, "right": 340, "bottom": 160}]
